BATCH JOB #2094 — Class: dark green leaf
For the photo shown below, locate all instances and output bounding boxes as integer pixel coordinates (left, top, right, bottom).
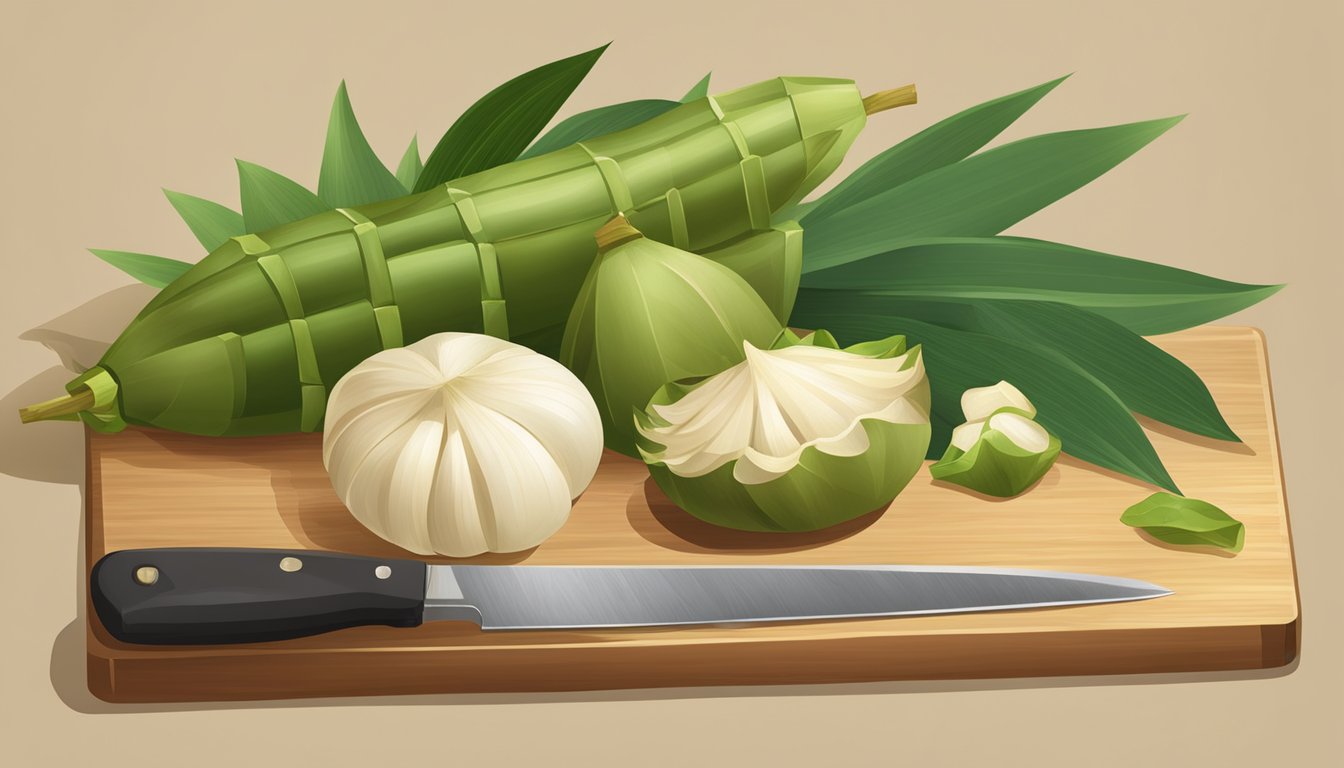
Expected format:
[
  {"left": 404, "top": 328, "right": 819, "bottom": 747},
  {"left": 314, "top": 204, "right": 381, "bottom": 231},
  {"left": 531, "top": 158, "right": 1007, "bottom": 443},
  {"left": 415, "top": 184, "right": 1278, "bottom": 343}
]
[
  {"left": 792, "top": 289, "right": 1179, "bottom": 492},
  {"left": 88, "top": 249, "right": 192, "bottom": 288},
  {"left": 236, "top": 159, "right": 330, "bottom": 234},
  {"left": 317, "top": 81, "right": 405, "bottom": 207},
  {"left": 801, "top": 116, "right": 1185, "bottom": 272},
  {"left": 800, "top": 236, "right": 1284, "bottom": 334},
  {"left": 395, "top": 135, "right": 422, "bottom": 192},
  {"left": 518, "top": 99, "right": 679, "bottom": 160},
  {"left": 680, "top": 71, "right": 711, "bottom": 102},
  {"left": 415, "top": 44, "right": 609, "bottom": 192},
  {"left": 846, "top": 294, "right": 1238, "bottom": 441},
  {"left": 1121, "top": 492, "right": 1245, "bottom": 552},
  {"left": 806, "top": 75, "right": 1069, "bottom": 222},
  {"left": 772, "top": 199, "right": 820, "bottom": 225},
  {"left": 162, "top": 190, "right": 244, "bottom": 252}
]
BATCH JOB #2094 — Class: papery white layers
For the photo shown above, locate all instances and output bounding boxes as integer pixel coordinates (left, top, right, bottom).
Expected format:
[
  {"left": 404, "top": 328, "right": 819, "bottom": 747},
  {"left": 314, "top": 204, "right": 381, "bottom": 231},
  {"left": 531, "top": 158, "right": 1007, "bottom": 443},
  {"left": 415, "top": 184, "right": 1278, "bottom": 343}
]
[
  {"left": 639, "top": 340, "right": 928, "bottom": 485},
  {"left": 323, "top": 332, "right": 603, "bottom": 556}
]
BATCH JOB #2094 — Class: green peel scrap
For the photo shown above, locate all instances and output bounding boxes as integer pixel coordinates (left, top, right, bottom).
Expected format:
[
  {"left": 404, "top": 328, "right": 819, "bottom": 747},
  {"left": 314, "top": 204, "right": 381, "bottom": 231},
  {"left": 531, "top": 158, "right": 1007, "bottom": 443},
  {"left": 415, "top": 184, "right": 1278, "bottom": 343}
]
[
  {"left": 930, "top": 381, "right": 1060, "bottom": 497},
  {"left": 1121, "top": 492, "right": 1245, "bottom": 553}
]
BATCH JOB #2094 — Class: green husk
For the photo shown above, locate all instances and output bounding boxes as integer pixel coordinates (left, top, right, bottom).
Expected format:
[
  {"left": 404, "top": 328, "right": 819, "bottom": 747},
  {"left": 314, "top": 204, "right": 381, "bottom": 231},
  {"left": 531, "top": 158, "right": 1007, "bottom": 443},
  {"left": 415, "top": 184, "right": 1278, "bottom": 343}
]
[
  {"left": 560, "top": 216, "right": 784, "bottom": 456},
  {"left": 162, "top": 190, "right": 244, "bottom": 252},
  {"left": 1121, "top": 492, "right": 1245, "bottom": 552},
  {"left": 699, "top": 222, "right": 802, "bottom": 324},
  {"left": 317, "top": 81, "right": 405, "bottom": 207},
  {"left": 680, "top": 72, "right": 712, "bottom": 102},
  {"left": 88, "top": 249, "right": 193, "bottom": 289},
  {"left": 637, "top": 332, "right": 930, "bottom": 532},
  {"left": 395, "top": 135, "right": 423, "bottom": 191},
  {"left": 236, "top": 159, "right": 330, "bottom": 234},
  {"left": 930, "top": 406, "right": 1061, "bottom": 497}
]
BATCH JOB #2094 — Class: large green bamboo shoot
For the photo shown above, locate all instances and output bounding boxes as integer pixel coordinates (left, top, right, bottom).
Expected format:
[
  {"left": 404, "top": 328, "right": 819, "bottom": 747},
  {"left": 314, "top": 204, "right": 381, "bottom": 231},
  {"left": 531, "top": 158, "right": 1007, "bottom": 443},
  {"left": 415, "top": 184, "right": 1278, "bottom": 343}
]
[{"left": 21, "top": 77, "right": 916, "bottom": 436}]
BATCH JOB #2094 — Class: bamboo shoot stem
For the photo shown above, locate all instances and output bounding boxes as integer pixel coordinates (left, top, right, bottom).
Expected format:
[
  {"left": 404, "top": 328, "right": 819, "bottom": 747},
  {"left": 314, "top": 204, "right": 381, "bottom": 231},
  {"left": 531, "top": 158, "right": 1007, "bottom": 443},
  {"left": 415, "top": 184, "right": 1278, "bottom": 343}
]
[
  {"left": 862, "top": 84, "right": 918, "bottom": 115},
  {"left": 594, "top": 214, "right": 644, "bottom": 253},
  {"left": 18, "top": 387, "right": 95, "bottom": 423}
]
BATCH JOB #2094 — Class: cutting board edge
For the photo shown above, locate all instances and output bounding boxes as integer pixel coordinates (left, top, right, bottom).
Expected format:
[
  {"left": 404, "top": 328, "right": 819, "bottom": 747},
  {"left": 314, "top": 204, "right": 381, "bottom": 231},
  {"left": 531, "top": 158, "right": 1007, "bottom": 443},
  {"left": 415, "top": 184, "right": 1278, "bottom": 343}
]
[{"left": 83, "top": 616, "right": 1299, "bottom": 704}]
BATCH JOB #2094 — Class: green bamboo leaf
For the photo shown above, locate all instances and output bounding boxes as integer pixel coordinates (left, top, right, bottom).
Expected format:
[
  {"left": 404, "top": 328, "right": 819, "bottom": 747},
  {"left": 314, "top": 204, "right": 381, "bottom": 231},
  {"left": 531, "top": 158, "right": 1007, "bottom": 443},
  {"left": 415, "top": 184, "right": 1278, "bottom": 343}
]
[
  {"left": 236, "top": 159, "right": 330, "bottom": 234},
  {"left": 800, "top": 236, "right": 1284, "bottom": 334},
  {"left": 680, "top": 72, "right": 711, "bottom": 102},
  {"left": 415, "top": 44, "right": 609, "bottom": 192},
  {"left": 772, "top": 199, "right": 820, "bottom": 225},
  {"left": 846, "top": 294, "right": 1238, "bottom": 441},
  {"left": 1121, "top": 492, "right": 1245, "bottom": 552},
  {"left": 801, "top": 116, "right": 1185, "bottom": 272},
  {"left": 317, "top": 81, "right": 405, "bottom": 207},
  {"left": 518, "top": 99, "right": 679, "bottom": 160},
  {"left": 88, "top": 249, "right": 192, "bottom": 289},
  {"left": 395, "top": 135, "right": 422, "bottom": 192},
  {"left": 792, "top": 289, "right": 1180, "bottom": 492},
  {"left": 806, "top": 75, "right": 1069, "bottom": 222},
  {"left": 162, "top": 190, "right": 244, "bottom": 252}
]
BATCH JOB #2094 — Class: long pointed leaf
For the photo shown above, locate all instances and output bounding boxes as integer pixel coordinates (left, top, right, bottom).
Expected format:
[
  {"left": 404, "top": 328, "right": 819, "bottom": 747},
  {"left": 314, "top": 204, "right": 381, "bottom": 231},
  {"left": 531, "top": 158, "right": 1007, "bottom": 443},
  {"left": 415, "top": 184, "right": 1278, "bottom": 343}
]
[
  {"left": 806, "top": 75, "right": 1069, "bottom": 221},
  {"left": 801, "top": 236, "right": 1283, "bottom": 334},
  {"left": 772, "top": 198, "right": 820, "bottom": 225},
  {"left": 162, "top": 190, "right": 244, "bottom": 252},
  {"left": 395, "top": 135, "right": 422, "bottom": 192},
  {"left": 838, "top": 294, "right": 1238, "bottom": 441},
  {"left": 518, "top": 98, "right": 679, "bottom": 160},
  {"left": 237, "top": 160, "right": 330, "bottom": 234},
  {"left": 317, "top": 81, "right": 405, "bottom": 207},
  {"left": 89, "top": 249, "right": 192, "bottom": 289},
  {"left": 680, "top": 72, "right": 711, "bottom": 102},
  {"left": 801, "top": 116, "right": 1185, "bottom": 272},
  {"left": 415, "top": 44, "right": 609, "bottom": 192},
  {"left": 792, "top": 289, "right": 1180, "bottom": 492}
]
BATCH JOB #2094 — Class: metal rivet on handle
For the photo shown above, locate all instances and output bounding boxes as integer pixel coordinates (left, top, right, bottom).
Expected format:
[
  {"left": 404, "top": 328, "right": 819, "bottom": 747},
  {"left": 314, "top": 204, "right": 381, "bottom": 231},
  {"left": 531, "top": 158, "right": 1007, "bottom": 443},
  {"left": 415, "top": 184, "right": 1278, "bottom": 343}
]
[
  {"left": 375, "top": 565, "right": 392, "bottom": 580},
  {"left": 134, "top": 566, "right": 159, "bottom": 585},
  {"left": 279, "top": 557, "right": 303, "bottom": 572}
]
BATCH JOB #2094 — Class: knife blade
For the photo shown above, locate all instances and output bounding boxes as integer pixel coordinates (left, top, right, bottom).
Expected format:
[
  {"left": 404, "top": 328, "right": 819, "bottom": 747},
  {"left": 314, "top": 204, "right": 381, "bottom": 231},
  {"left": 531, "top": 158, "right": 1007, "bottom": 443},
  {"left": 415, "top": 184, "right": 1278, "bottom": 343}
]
[{"left": 91, "top": 548, "right": 1171, "bottom": 645}]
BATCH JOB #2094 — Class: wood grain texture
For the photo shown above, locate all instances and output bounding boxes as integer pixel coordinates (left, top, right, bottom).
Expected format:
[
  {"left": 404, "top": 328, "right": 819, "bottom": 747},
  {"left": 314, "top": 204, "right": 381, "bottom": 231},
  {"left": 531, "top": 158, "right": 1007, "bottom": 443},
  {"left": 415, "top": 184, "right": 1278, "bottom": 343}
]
[{"left": 84, "top": 326, "right": 1300, "bottom": 702}]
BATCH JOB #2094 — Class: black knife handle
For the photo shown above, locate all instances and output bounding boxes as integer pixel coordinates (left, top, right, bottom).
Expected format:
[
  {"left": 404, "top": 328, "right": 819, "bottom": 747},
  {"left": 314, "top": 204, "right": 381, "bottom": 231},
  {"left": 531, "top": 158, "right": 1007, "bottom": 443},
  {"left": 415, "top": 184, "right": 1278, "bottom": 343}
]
[{"left": 91, "top": 548, "right": 428, "bottom": 645}]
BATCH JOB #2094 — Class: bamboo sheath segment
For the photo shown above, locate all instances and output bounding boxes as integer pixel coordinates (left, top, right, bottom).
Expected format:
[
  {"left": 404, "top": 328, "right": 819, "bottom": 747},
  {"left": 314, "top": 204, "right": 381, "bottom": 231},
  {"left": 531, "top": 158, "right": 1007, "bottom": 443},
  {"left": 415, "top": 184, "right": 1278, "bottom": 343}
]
[{"left": 26, "top": 77, "right": 918, "bottom": 437}]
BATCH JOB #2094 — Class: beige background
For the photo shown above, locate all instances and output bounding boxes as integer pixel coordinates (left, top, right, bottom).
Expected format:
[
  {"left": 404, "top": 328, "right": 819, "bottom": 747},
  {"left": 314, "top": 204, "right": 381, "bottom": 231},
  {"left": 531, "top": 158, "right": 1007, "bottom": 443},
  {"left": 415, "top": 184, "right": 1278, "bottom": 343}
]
[{"left": 1, "top": 0, "right": 1339, "bottom": 764}]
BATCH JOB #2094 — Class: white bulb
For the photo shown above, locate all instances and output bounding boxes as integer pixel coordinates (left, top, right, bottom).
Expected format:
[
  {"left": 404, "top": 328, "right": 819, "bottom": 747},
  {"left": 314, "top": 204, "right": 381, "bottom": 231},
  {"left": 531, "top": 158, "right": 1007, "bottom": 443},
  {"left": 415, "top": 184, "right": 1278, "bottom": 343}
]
[{"left": 323, "top": 333, "right": 603, "bottom": 556}]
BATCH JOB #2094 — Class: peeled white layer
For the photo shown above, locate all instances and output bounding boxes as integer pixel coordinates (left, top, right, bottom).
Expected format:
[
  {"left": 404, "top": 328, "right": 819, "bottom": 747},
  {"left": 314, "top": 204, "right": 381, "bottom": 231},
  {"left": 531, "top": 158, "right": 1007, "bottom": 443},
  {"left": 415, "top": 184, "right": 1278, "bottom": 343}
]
[
  {"left": 639, "top": 340, "right": 928, "bottom": 485},
  {"left": 947, "top": 381, "right": 1050, "bottom": 455},
  {"left": 323, "top": 333, "right": 603, "bottom": 556},
  {"left": 987, "top": 411, "right": 1051, "bottom": 453},
  {"left": 961, "top": 380, "right": 1035, "bottom": 422}
]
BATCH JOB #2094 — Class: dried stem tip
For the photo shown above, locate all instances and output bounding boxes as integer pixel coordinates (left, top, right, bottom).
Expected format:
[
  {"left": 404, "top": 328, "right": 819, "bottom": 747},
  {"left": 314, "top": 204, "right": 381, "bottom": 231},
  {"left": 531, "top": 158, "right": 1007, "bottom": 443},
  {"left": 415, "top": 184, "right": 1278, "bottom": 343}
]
[
  {"left": 594, "top": 214, "right": 644, "bottom": 253},
  {"left": 19, "top": 387, "right": 95, "bottom": 424},
  {"left": 862, "top": 84, "right": 918, "bottom": 115}
]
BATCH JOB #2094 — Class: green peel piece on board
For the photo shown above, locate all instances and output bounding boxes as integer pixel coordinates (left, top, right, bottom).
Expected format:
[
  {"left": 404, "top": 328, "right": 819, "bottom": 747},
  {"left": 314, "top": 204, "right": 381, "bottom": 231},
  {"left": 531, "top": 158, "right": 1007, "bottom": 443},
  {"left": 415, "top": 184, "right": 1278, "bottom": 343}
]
[
  {"left": 930, "top": 406, "right": 1061, "bottom": 497},
  {"left": 1121, "top": 492, "right": 1245, "bottom": 553}
]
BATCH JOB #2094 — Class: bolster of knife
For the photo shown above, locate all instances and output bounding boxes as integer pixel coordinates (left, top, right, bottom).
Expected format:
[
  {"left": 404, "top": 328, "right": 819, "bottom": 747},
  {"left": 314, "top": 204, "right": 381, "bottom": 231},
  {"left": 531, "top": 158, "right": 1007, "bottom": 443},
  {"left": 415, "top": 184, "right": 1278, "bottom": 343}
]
[{"left": 91, "top": 548, "right": 428, "bottom": 645}]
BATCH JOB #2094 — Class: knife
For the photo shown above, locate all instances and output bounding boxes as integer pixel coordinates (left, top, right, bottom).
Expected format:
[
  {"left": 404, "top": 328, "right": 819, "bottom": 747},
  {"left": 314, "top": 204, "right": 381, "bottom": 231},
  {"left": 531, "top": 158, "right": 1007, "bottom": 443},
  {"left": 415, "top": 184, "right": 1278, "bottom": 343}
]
[{"left": 90, "top": 548, "right": 1172, "bottom": 645}]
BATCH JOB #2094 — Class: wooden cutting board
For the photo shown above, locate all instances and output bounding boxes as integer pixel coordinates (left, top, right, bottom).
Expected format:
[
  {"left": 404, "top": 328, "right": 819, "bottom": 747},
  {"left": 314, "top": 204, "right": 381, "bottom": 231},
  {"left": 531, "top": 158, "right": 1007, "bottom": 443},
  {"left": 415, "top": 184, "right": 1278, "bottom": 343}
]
[{"left": 83, "top": 325, "right": 1299, "bottom": 703}]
